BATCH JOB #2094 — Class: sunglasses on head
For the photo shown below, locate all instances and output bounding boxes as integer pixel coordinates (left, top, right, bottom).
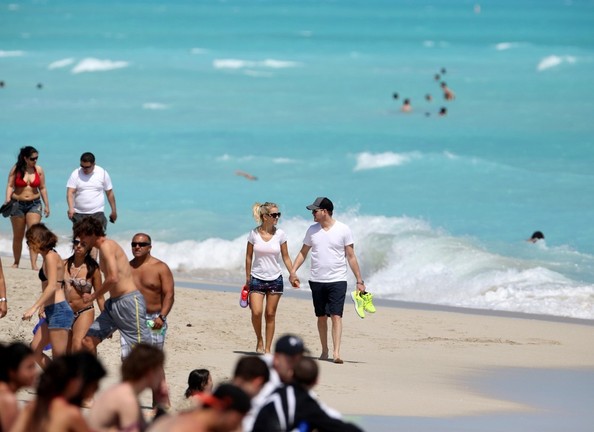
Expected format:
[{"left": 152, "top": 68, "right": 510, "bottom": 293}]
[
  {"left": 131, "top": 242, "right": 151, "bottom": 248},
  {"left": 268, "top": 212, "right": 281, "bottom": 218}
]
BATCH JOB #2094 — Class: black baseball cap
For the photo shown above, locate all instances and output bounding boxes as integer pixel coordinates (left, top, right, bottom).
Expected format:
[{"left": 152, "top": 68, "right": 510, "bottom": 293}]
[
  {"left": 306, "top": 197, "right": 334, "bottom": 212},
  {"left": 275, "top": 334, "right": 308, "bottom": 356}
]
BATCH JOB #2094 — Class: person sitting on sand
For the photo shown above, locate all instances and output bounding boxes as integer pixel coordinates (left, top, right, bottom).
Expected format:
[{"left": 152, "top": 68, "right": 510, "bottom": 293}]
[
  {"left": 0, "top": 343, "right": 37, "bottom": 432},
  {"left": 10, "top": 352, "right": 106, "bottom": 432},
  {"left": 251, "top": 356, "right": 363, "bottom": 432},
  {"left": 88, "top": 343, "right": 167, "bottom": 432},
  {"left": 242, "top": 334, "right": 307, "bottom": 431},
  {"left": 147, "top": 384, "right": 251, "bottom": 432}
]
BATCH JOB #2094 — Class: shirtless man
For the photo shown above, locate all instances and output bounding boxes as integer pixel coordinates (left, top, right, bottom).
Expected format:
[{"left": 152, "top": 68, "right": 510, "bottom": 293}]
[
  {"left": 73, "top": 217, "right": 151, "bottom": 354},
  {"left": 126, "top": 232, "right": 174, "bottom": 407},
  {"left": 89, "top": 343, "right": 166, "bottom": 432}
]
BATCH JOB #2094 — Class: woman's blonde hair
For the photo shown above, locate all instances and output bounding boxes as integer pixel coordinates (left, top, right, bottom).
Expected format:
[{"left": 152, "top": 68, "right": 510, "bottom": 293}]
[{"left": 252, "top": 202, "right": 278, "bottom": 224}]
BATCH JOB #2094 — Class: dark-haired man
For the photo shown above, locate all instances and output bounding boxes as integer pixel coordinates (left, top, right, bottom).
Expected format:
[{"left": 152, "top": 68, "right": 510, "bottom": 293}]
[
  {"left": 126, "top": 232, "right": 175, "bottom": 407},
  {"left": 66, "top": 152, "right": 117, "bottom": 229},
  {"left": 289, "top": 197, "right": 367, "bottom": 364},
  {"left": 74, "top": 217, "right": 151, "bottom": 354},
  {"left": 89, "top": 344, "right": 166, "bottom": 432}
]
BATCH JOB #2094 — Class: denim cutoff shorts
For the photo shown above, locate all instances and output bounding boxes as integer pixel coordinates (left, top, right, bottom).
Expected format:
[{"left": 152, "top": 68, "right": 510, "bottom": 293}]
[
  {"left": 44, "top": 301, "right": 74, "bottom": 330},
  {"left": 11, "top": 198, "right": 42, "bottom": 217},
  {"left": 249, "top": 275, "right": 284, "bottom": 295}
]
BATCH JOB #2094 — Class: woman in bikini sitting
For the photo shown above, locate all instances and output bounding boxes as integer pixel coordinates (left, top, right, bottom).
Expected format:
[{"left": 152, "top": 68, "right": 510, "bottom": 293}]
[
  {"left": 22, "top": 223, "right": 74, "bottom": 360},
  {"left": 64, "top": 237, "right": 105, "bottom": 352},
  {"left": 4, "top": 146, "right": 50, "bottom": 270}
]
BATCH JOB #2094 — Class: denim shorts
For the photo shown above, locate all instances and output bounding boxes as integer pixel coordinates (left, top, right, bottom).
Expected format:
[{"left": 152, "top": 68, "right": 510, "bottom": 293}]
[
  {"left": 44, "top": 301, "right": 75, "bottom": 330},
  {"left": 11, "top": 198, "right": 42, "bottom": 217},
  {"left": 249, "top": 275, "right": 284, "bottom": 295}
]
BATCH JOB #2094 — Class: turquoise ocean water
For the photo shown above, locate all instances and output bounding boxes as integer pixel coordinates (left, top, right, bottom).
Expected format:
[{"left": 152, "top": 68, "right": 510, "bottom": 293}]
[{"left": 1, "top": 0, "right": 594, "bottom": 319}]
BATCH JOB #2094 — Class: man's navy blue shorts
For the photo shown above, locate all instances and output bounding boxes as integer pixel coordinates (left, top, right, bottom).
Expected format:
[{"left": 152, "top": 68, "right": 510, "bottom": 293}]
[{"left": 308, "top": 280, "right": 347, "bottom": 317}]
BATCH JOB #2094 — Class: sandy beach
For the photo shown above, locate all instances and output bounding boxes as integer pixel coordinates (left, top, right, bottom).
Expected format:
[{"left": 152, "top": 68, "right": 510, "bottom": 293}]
[{"left": 1, "top": 262, "right": 593, "bottom": 430}]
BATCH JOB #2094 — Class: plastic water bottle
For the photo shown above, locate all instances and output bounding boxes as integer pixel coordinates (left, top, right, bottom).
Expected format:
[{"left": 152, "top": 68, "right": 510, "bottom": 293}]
[
  {"left": 240, "top": 285, "right": 249, "bottom": 308},
  {"left": 146, "top": 320, "right": 165, "bottom": 335}
]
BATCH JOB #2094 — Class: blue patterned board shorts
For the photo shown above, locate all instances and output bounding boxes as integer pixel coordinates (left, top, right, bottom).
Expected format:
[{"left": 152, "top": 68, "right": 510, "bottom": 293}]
[
  {"left": 249, "top": 275, "right": 284, "bottom": 295},
  {"left": 44, "top": 301, "right": 74, "bottom": 330}
]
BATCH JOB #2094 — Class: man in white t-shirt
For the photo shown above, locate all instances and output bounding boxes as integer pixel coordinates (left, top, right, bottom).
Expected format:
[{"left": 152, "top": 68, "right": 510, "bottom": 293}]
[
  {"left": 66, "top": 152, "right": 117, "bottom": 230},
  {"left": 289, "top": 197, "right": 366, "bottom": 364}
]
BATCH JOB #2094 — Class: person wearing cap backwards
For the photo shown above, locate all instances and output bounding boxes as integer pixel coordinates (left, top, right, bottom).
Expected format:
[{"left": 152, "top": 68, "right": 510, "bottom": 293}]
[
  {"left": 147, "top": 383, "right": 251, "bottom": 432},
  {"left": 289, "top": 197, "right": 368, "bottom": 364}
]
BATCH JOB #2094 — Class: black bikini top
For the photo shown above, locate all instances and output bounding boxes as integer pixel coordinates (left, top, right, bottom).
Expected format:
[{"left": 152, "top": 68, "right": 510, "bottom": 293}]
[{"left": 38, "top": 267, "right": 64, "bottom": 285}]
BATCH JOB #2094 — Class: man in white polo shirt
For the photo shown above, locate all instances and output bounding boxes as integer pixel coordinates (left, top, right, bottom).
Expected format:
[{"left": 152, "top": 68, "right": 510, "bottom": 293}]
[
  {"left": 66, "top": 152, "right": 117, "bottom": 230},
  {"left": 289, "top": 197, "right": 369, "bottom": 364}
]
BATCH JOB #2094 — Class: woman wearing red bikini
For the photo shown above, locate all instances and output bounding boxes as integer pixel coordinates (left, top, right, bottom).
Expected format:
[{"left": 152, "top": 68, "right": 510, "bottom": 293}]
[{"left": 3, "top": 146, "right": 50, "bottom": 270}]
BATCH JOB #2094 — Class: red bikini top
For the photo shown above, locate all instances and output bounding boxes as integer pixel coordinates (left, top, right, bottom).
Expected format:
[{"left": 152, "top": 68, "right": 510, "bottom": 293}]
[{"left": 15, "top": 169, "right": 41, "bottom": 188}]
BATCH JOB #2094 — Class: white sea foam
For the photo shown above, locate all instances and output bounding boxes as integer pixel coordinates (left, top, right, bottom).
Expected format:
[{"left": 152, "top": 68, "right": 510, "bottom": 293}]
[
  {"left": 243, "top": 70, "right": 273, "bottom": 78},
  {"left": 190, "top": 47, "right": 208, "bottom": 54},
  {"left": 142, "top": 102, "right": 169, "bottom": 110},
  {"left": 353, "top": 151, "right": 419, "bottom": 171},
  {"left": 537, "top": 55, "right": 576, "bottom": 71},
  {"left": 2, "top": 214, "right": 593, "bottom": 319},
  {"left": 0, "top": 50, "right": 24, "bottom": 57},
  {"left": 273, "top": 157, "right": 296, "bottom": 164},
  {"left": 213, "top": 58, "right": 300, "bottom": 70},
  {"left": 48, "top": 58, "right": 75, "bottom": 70},
  {"left": 71, "top": 57, "right": 129, "bottom": 74},
  {"left": 495, "top": 42, "right": 518, "bottom": 51}
]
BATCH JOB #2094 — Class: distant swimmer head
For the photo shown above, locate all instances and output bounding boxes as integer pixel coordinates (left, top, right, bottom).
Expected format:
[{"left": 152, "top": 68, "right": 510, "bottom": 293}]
[
  {"left": 439, "top": 107, "right": 447, "bottom": 116},
  {"left": 392, "top": 92, "right": 399, "bottom": 100},
  {"left": 425, "top": 94, "right": 432, "bottom": 102},
  {"left": 434, "top": 74, "right": 440, "bottom": 81},
  {"left": 529, "top": 231, "right": 545, "bottom": 243}
]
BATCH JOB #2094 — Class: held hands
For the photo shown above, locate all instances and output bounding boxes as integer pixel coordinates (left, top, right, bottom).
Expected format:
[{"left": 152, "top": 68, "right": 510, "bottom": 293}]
[{"left": 289, "top": 274, "right": 300, "bottom": 289}]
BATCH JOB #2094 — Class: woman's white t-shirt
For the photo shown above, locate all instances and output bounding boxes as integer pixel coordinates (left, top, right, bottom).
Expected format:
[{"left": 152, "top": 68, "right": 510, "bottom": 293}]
[{"left": 248, "top": 228, "right": 287, "bottom": 281}]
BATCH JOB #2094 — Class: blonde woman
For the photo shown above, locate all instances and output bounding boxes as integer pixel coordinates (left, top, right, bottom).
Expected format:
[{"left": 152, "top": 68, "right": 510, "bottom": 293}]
[{"left": 245, "top": 202, "right": 293, "bottom": 354}]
